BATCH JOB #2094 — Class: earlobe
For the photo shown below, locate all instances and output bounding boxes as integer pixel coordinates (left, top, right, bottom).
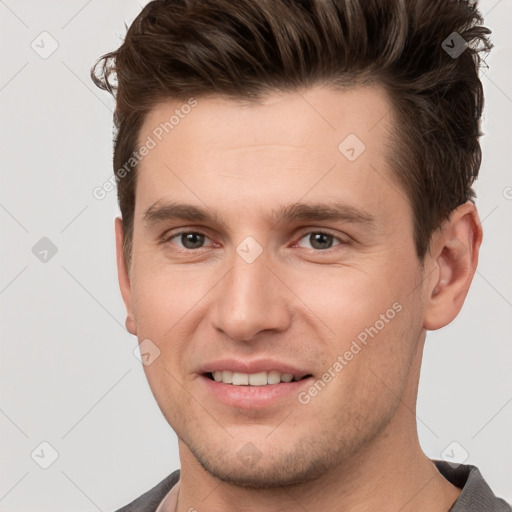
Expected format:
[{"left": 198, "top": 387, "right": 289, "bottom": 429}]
[
  {"left": 423, "top": 202, "right": 482, "bottom": 331},
  {"left": 115, "top": 217, "right": 137, "bottom": 336}
]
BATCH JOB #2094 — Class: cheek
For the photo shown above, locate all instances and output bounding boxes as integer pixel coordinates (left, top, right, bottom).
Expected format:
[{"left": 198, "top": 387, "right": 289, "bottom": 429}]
[
  {"left": 301, "top": 294, "right": 421, "bottom": 433},
  {"left": 130, "top": 259, "right": 205, "bottom": 335},
  {"left": 291, "top": 260, "right": 423, "bottom": 388},
  {"left": 130, "top": 267, "right": 194, "bottom": 404},
  {"left": 290, "top": 263, "right": 408, "bottom": 340}
]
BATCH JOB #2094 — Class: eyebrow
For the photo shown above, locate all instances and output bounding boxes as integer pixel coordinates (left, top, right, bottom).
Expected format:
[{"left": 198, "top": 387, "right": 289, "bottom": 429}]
[{"left": 143, "top": 201, "right": 375, "bottom": 229}]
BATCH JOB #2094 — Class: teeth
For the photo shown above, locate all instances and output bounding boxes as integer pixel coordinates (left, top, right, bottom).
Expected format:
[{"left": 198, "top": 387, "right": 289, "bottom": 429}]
[
  {"left": 221, "top": 370, "right": 233, "bottom": 383},
  {"left": 232, "top": 372, "right": 249, "bottom": 385},
  {"left": 211, "top": 370, "right": 301, "bottom": 386},
  {"left": 248, "top": 372, "right": 267, "bottom": 386},
  {"left": 267, "top": 370, "right": 281, "bottom": 385}
]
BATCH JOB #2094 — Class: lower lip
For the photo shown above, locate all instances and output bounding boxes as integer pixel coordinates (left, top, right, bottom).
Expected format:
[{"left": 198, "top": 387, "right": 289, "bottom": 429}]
[{"left": 199, "top": 374, "right": 313, "bottom": 409}]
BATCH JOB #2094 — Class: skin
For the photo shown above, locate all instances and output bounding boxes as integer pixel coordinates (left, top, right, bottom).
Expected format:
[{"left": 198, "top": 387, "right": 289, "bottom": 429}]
[{"left": 115, "top": 85, "right": 482, "bottom": 511}]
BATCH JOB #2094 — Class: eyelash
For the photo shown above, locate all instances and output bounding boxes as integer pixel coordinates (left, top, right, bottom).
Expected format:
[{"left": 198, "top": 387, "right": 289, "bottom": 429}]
[{"left": 162, "top": 230, "right": 347, "bottom": 252}]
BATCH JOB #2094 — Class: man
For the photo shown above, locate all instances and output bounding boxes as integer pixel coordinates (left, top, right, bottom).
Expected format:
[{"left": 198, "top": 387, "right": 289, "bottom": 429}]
[{"left": 91, "top": 0, "right": 509, "bottom": 510}]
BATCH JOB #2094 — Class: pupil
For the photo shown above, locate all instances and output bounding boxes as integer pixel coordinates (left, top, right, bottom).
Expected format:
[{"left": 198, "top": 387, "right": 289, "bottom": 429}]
[
  {"left": 182, "top": 233, "right": 204, "bottom": 249},
  {"left": 310, "top": 233, "right": 332, "bottom": 250}
]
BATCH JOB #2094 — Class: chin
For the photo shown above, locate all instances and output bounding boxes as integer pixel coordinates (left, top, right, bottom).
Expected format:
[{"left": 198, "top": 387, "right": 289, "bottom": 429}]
[{"left": 185, "top": 434, "right": 344, "bottom": 489}]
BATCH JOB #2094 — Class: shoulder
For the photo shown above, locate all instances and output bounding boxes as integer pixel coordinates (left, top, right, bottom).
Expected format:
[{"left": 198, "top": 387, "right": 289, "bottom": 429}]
[
  {"left": 433, "top": 460, "right": 511, "bottom": 512},
  {"left": 113, "top": 469, "right": 181, "bottom": 512}
]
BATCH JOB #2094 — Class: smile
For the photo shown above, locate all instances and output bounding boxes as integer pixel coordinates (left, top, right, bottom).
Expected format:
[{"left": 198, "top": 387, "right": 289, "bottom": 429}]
[{"left": 207, "top": 370, "right": 312, "bottom": 386}]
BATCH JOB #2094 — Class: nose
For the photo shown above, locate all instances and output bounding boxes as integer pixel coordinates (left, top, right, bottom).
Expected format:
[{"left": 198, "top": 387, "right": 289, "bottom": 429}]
[{"left": 209, "top": 248, "right": 292, "bottom": 342}]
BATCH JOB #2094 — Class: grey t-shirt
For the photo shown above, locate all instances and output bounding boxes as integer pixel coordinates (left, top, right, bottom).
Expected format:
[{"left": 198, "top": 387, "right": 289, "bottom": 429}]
[{"left": 114, "top": 460, "right": 510, "bottom": 511}]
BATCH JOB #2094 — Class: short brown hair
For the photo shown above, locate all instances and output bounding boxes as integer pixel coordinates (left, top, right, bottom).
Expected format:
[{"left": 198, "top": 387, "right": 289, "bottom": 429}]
[{"left": 91, "top": 0, "right": 492, "bottom": 265}]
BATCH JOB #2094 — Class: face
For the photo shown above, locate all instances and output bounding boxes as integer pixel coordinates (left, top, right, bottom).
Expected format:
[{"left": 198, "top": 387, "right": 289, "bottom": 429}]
[{"left": 120, "top": 85, "right": 430, "bottom": 487}]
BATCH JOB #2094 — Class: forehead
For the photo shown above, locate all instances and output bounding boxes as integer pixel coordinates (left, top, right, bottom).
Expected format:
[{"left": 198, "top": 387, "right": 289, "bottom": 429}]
[
  {"left": 134, "top": 85, "right": 405, "bottom": 224},
  {"left": 139, "top": 85, "right": 393, "bottom": 155}
]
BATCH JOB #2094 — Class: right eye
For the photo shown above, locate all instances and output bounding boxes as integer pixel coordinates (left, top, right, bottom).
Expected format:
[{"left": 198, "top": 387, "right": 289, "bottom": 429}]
[{"left": 165, "top": 231, "right": 213, "bottom": 250}]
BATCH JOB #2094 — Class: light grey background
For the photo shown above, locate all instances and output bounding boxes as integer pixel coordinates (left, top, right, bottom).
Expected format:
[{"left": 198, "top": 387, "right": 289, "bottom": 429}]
[{"left": 0, "top": 1, "right": 511, "bottom": 510}]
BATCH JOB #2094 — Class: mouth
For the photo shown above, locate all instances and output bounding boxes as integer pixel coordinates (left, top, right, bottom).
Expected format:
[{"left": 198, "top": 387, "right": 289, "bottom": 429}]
[
  {"left": 204, "top": 370, "right": 313, "bottom": 386},
  {"left": 197, "top": 358, "right": 315, "bottom": 409}
]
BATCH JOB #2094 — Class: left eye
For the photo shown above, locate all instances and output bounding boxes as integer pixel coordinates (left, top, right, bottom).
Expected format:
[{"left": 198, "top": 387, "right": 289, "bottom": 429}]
[{"left": 296, "top": 232, "right": 342, "bottom": 250}]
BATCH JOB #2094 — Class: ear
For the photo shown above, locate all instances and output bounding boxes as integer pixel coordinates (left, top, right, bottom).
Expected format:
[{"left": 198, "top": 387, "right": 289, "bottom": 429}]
[
  {"left": 115, "top": 217, "right": 137, "bottom": 335},
  {"left": 423, "top": 201, "right": 483, "bottom": 331}
]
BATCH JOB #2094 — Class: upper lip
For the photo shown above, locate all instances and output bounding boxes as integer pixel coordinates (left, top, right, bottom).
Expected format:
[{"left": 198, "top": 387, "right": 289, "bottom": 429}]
[{"left": 198, "top": 359, "right": 312, "bottom": 379}]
